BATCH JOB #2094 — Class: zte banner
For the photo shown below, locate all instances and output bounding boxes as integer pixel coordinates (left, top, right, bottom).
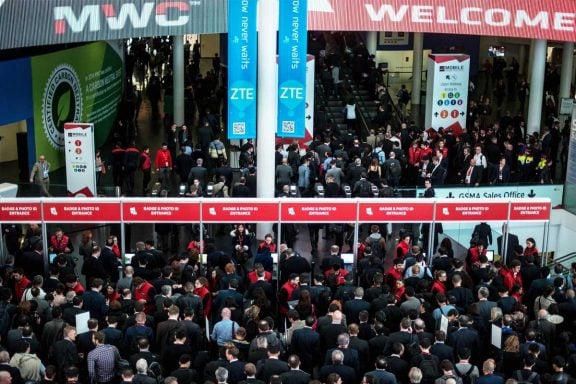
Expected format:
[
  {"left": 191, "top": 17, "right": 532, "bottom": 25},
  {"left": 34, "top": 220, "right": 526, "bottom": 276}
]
[
  {"left": 227, "top": 0, "right": 257, "bottom": 139},
  {"left": 277, "top": 0, "right": 308, "bottom": 138}
]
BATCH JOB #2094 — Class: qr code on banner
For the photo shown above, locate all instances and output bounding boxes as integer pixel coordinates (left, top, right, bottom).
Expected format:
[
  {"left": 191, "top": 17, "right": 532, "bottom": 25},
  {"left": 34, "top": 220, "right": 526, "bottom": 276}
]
[
  {"left": 282, "top": 121, "right": 295, "bottom": 134},
  {"left": 232, "top": 122, "right": 246, "bottom": 135}
]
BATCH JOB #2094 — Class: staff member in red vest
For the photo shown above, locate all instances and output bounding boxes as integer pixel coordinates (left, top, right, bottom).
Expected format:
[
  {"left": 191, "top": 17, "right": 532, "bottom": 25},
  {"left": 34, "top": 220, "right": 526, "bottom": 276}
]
[
  {"left": 50, "top": 228, "right": 73, "bottom": 254},
  {"left": 140, "top": 146, "right": 152, "bottom": 195},
  {"left": 279, "top": 273, "right": 300, "bottom": 316},
  {"left": 155, "top": 142, "right": 173, "bottom": 192},
  {"left": 133, "top": 276, "right": 157, "bottom": 314}
]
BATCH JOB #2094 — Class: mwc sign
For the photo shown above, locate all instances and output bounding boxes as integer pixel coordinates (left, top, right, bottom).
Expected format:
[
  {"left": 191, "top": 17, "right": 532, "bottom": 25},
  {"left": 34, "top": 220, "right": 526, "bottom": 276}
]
[{"left": 53, "top": 1, "right": 199, "bottom": 34}]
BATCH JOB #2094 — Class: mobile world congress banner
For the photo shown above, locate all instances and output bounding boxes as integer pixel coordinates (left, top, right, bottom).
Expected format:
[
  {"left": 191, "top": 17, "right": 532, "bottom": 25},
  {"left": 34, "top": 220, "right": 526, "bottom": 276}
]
[
  {"left": 277, "top": 0, "right": 308, "bottom": 138},
  {"left": 425, "top": 54, "right": 469, "bottom": 135},
  {"left": 227, "top": 0, "right": 257, "bottom": 139},
  {"left": 64, "top": 123, "right": 97, "bottom": 197},
  {"left": 4, "top": 0, "right": 576, "bottom": 50},
  {"left": 30, "top": 41, "right": 123, "bottom": 171}
]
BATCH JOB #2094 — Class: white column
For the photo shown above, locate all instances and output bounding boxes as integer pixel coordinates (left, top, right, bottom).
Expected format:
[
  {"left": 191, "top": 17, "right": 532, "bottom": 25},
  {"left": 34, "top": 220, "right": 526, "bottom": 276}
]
[
  {"left": 559, "top": 42, "right": 574, "bottom": 103},
  {"left": 411, "top": 33, "right": 423, "bottom": 107},
  {"left": 173, "top": 35, "right": 185, "bottom": 125},
  {"left": 256, "top": 0, "right": 278, "bottom": 238},
  {"left": 527, "top": 39, "right": 547, "bottom": 135},
  {"left": 366, "top": 32, "right": 378, "bottom": 56}
]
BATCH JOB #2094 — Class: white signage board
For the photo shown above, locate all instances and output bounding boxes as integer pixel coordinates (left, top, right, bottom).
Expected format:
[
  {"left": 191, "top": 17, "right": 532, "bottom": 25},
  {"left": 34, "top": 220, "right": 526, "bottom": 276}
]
[
  {"left": 64, "top": 123, "right": 96, "bottom": 197},
  {"left": 425, "top": 54, "right": 470, "bottom": 135},
  {"left": 417, "top": 185, "right": 564, "bottom": 207}
]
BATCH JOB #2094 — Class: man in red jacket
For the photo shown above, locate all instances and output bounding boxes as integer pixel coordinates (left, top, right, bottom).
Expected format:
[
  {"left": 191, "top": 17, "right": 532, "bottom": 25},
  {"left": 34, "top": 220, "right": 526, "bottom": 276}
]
[
  {"left": 133, "top": 277, "right": 157, "bottom": 314},
  {"left": 155, "top": 142, "right": 173, "bottom": 191},
  {"left": 279, "top": 273, "right": 300, "bottom": 316}
]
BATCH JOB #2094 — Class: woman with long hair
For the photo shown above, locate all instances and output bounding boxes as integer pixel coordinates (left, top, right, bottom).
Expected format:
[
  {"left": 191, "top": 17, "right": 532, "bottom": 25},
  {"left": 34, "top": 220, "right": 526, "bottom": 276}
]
[
  {"left": 295, "top": 290, "right": 315, "bottom": 320},
  {"left": 194, "top": 277, "right": 212, "bottom": 319},
  {"left": 366, "top": 158, "right": 382, "bottom": 187}
]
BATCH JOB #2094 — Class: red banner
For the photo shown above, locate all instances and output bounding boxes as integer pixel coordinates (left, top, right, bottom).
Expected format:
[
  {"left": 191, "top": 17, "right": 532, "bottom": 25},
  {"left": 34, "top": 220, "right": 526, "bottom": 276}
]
[
  {"left": 509, "top": 201, "right": 551, "bottom": 221},
  {"left": 201, "top": 201, "right": 279, "bottom": 223},
  {"left": 0, "top": 201, "right": 42, "bottom": 222},
  {"left": 308, "top": 0, "right": 576, "bottom": 42},
  {"left": 122, "top": 200, "right": 200, "bottom": 222},
  {"left": 359, "top": 201, "right": 434, "bottom": 222},
  {"left": 435, "top": 201, "right": 509, "bottom": 221},
  {"left": 42, "top": 200, "right": 121, "bottom": 222},
  {"left": 280, "top": 200, "right": 356, "bottom": 222}
]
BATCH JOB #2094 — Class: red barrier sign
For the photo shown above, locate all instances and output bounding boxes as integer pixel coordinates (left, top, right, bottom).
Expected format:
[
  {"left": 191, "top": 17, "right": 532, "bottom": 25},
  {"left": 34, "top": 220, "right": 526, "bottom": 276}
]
[
  {"left": 123, "top": 200, "right": 200, "bottom": 222},
  {"left": 510, "top": 201, "right": 551, "bottom": 221},
  {"left": 359, "top": 201, "right": 434, "bottom": 222},
  {"left": 280, "top": 201, "right": 356, "bottom": 222},
  {"left": 435, "top": 201, "right": 509, "bottom": 221},
  {"left": 43, "top": 200, "right": 121, "bottom": 222},
  {"left": 202, "top": 201, "right": 279, "bottom": 223},
  {"left": 0, "top": 201, "right": 42, "bottom": 222}
]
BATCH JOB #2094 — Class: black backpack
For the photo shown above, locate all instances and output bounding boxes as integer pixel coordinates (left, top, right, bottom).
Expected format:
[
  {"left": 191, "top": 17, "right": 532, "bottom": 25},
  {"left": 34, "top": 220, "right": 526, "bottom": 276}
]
[
  {"left": 419, "top": 354, "right": 440, "bottom": 383},
  {"left": 455, "top": 364, "right": 475, "bottom": 384},
  {"left": 148, "top": 361, "right": 164, "bottom": 384}
]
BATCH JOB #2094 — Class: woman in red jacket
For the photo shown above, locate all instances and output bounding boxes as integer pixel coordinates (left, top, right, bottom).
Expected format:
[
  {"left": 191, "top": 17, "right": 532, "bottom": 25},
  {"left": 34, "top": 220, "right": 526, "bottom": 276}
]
[
  {"left": 523, "top": 237, "right": 540, "bottom": 258},
  {"left": 431, "top": 270, "right": 448, "bottom": 295},
  {"left": 194, "top": 277, "right": 212, "bottom": 319}
]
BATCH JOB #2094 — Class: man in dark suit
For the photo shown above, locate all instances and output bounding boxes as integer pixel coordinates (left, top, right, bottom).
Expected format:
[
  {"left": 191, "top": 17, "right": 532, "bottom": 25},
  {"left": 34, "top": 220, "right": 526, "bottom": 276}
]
[
  {"left": 226, "top": 346, "right": 247, "bottom": 384},
  {"left": 51, "top": 325, "right": 81, "bottom": 381},
  {"left": 447, "top": 315, "right": 481, "bottom": 364},
  {"left": 462, "top": 158, "right": 482, "bottom": 186},
  {"left": 324, "top": 333, "right": 360, "bottom": 374},
  {"left": 100, "top": 237, "right": 120, "bottom": 281},
  {"left": 365, "top": 355, "right": 398, "bottom": 384},
  {"left": 280, "top": 250, "right": 311, "bottom": 286},
  {"left": 81, "top": 246, "right": 109, "bottom": 285},
  {"left": 430, "top": 330, "right": 454, "bottom": 363},
  {"left": 280, "top": 355, "right": 311, "bottom": 384},
  {"left": 81, "top": 278, "right": 108, "bottom": 322},
  {"left": 62, "top": 296, "right": 87, "bottom": 326},
  {"left": 319, "top": 350, "right": 356, "bottom": 384},
  {"left": 348, "top": 324, "right": 370, "bottom": 374},
  {"left": 343, "top": 287, "right": 371, "bottom": 325},
  {"left": 214, "top": 279, "right": 244, "bottom": 310},
  {"left": 430, "top": 157, "right": 447, "bottom": 186},
  {"left": 319, "top": 310, "right": 348, "bottom": 351},
  {"left": 290, "top": 317, "right": 320, "bottom": 374},
  {"left": 256, "top": 343, "right": 289, "bottom": 383},
  {"left": 76, "top": 318, "right": 97, "bottom": 357},
  {"left": 239, "top": 363, "right": 265, "bottom": 384},
  {"left": 386, "top": 343, "right": 409, "bottom": 384}
]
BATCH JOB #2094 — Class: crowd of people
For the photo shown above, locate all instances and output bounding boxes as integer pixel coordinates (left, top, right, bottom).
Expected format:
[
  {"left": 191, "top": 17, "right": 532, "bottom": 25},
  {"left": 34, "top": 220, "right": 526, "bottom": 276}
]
[{"left": 0, "top": 218, "right": 574, "bottom": 384}]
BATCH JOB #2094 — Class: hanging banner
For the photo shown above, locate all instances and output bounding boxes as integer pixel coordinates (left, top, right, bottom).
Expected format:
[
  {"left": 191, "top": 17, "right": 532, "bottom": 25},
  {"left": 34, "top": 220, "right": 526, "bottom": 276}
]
[
  {"left": 30, "top": 41, "right": 123, "bottom": 171},
  {"left": 122, "top": 199, "right": 200, "bottom": 222},
  {"left": 425, "top": 54, "right": 469, "bottom": 135},
  {"left": 277, "top": 0, "right": 308, "bottom": 138},
  {"left": 202, "top": 200, "right": 279, "bottom": 223},
  {"left": 359, "top": 200, "right": 434, "bottom": 222},
  {"left": 227, "top": 0, "right": 257, "bottom": 139},
  {"left": 0, "top": 200, "right": 42, "bottom": 222},
  {"left": 42, "top": 199, "right": 121, "bottom": 222},
  {"left": 509, "top": 200, "right": 551, "bottom": 221},
  {"left": 435, "top": 200, "right": 509, "bottom": 222},
  {"left": 64, "top": 123, "right": 96, "bottom": 197},
  {"left": 280, "top": 200, "right": 356, "bottom": 222}
]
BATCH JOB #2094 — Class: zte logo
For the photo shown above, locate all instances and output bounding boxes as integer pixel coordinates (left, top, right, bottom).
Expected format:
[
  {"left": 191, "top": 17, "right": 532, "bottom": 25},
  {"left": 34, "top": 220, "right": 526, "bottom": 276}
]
[{"left": 53, "top": 1, "right": 201, "bottom": 34}]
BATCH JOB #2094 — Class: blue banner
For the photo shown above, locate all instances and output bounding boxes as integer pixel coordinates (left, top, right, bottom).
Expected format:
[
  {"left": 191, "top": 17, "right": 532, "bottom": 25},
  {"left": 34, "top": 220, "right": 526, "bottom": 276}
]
[
  {"left": 227, "top": 0, "right": 257, "bottom": 139},
  {"left": 277, "top": 0, "right": 308, "bottom": 137}
]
